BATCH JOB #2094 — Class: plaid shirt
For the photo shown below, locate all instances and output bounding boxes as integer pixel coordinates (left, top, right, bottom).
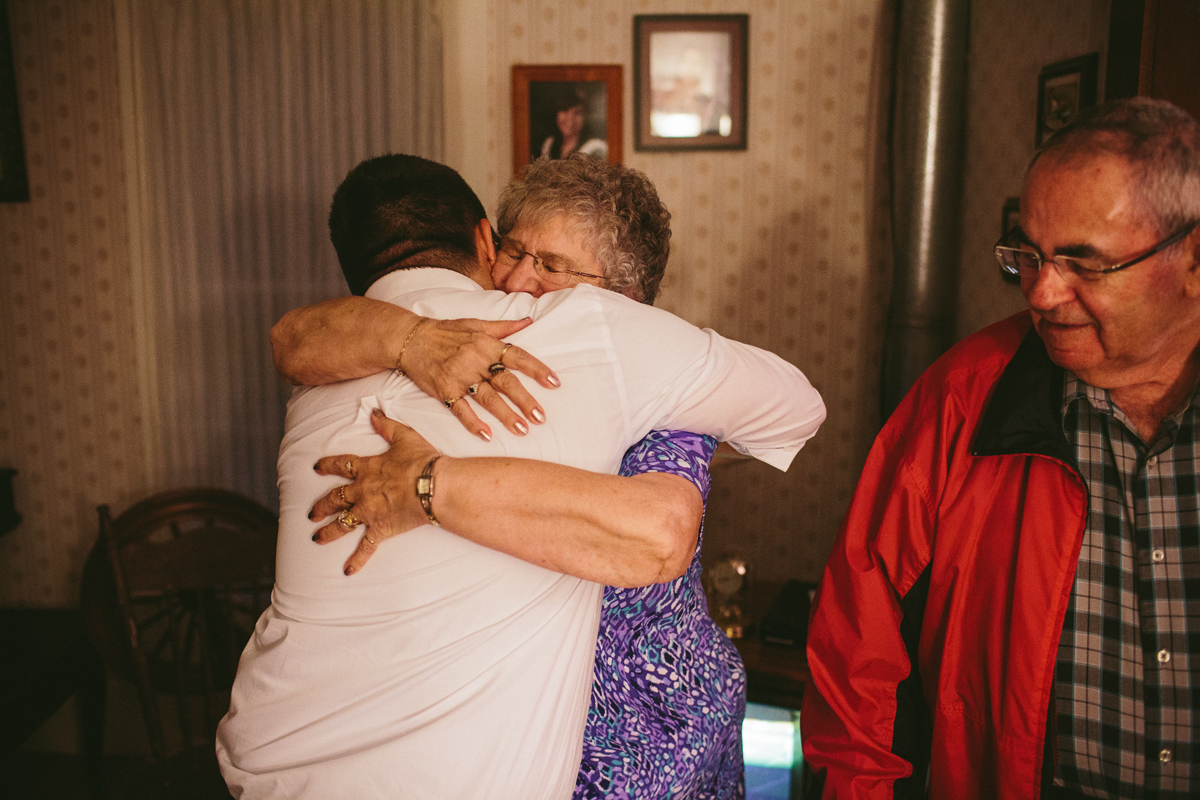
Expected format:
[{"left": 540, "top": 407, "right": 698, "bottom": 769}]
[{"left": 1054, "top": 372, "right": 1200, "bottom": 798}]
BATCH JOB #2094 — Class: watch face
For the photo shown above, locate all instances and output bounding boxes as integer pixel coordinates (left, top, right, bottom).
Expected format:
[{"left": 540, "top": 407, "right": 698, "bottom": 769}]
[{"left": 710, "top": 557, "right": 747, "bottom": 597}]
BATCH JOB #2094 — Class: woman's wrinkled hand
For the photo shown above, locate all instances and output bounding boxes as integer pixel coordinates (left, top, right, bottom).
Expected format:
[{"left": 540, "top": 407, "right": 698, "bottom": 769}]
[
  {"left": 308, "top": 409, "right": 442, "bottom": 576},
  {"left": 272, "top": 296, "right": 560, "bottom": 440},
  {"left": 402, "top": 317, "right": 559, "bottom": 442}
]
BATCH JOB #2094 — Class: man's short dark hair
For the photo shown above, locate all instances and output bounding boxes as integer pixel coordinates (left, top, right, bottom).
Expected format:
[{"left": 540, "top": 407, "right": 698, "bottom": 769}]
[{"left": 329, "top": 154, "right": 488, "bottom": 295}]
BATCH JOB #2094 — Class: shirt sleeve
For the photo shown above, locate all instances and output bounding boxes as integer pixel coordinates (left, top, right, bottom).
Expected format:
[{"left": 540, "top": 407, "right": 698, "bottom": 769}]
[
  {"left": 618, "top": 430, "right": 718, "bottom": 499},
  {"left": 600, "top": 292, "right": 826, "bottom": 472}
]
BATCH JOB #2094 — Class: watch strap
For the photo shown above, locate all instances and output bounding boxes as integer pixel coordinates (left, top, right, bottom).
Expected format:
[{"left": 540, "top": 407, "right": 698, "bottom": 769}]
[{"left": 416, "top": 455, "right": 441, "bottom": 526}]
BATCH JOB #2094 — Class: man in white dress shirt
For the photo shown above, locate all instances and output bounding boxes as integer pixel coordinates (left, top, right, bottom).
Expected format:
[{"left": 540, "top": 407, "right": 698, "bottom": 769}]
[{"left": 216, "top": 155, "right": 825, "bottom": 799}]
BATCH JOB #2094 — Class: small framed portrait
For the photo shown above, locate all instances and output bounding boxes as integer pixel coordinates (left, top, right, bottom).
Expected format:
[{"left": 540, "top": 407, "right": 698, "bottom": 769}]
[
  {"left": 1000, "top": 197, "right": 1021, "bottom": 285},
  {"left": 511, "top": 64, "right": 623, "bottom": 176},
  {"left": 1001, "top": 197, "right": 1020, "bottom": 238},
  {"left": 633, "top": 14, "right": 748, "bottom": 152},
  {"left": 0, "top": 2, "right": 30, "bottom": 203},
  {"left": 1035, "top": 53, "right": 1098, "bottom": 149}
]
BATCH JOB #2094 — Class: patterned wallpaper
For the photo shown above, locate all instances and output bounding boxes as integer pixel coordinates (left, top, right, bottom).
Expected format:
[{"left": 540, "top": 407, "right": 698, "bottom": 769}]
[
  {"left": 0, "top": 0, "right": 147, "bottom": 607},
  {"left": 956, "top": 0, "right": 1112, "bottom": 340},
  {"left": 482, "top": 0, "right": 1116, "bottom": 583},
  {"left": 481, "top": 0, "right": 892, "bottom": 582},
  {"left": 0, "top": 0, "right": 1115, "bottom": 605}
]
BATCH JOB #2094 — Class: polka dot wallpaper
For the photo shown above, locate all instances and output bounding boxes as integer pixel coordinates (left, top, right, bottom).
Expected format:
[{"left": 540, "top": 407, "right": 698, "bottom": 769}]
[
  {"left": 0, "top": 0, "right": 1118, "bottom": 605},
  {"left": 0, "top": 0, "right": 147, "bottom": 606},
  {"left": 956, "top": 0, "right": 1112, "bottom": 340},
  {"left": 482, "top": 0, "right": 894, "bottom": 582}
]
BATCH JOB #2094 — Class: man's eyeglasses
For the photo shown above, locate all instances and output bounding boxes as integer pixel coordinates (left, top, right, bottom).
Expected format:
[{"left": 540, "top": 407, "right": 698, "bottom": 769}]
[
  {"left": 994, "top": 221, "right": 1197, "bottom": 284},
  {"left": 494, "top": 235, "right": 608, "bottom": 286}
]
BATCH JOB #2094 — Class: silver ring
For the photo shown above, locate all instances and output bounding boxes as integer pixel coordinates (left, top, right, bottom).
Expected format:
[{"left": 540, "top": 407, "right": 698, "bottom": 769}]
[{"left": 337, "top": 510, "right": 360, "bottom": 530}]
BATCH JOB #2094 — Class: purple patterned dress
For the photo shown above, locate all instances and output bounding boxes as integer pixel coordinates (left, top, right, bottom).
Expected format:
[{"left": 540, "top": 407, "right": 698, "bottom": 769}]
[{"left": 574, "top": 430, "right": 746, "bottom": 799}]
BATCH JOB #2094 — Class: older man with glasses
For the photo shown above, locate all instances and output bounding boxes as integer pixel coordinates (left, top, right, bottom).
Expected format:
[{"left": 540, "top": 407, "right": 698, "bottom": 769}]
[{"left": 802, "top": 96, "right": 1200, "bottom": 800}]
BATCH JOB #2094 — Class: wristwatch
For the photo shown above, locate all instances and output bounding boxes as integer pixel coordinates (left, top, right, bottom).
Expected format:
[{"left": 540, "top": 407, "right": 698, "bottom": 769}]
[{"left": 416, "top": 456, "right": 441, "bottom": 526}]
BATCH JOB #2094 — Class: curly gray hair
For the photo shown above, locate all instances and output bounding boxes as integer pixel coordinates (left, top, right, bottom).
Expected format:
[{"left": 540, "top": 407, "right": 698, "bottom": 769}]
[{"left": 496, "top": 156, "right": 672, "bottom": 304}]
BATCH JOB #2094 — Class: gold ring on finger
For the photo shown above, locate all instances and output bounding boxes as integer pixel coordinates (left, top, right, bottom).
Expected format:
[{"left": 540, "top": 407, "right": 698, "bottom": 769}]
[
  {"left": 488, "top": 362, "right": 506, "bottom": 375},
  {"left": 337, "top": 485, "right": 350, "bottom": 506},
  {"left": 345, "top": 459, "right": 355, "bottom": 477},
  {"left": 444, "top": 396, "right": 461, "bottom": 409},
  {"left": 337, "top": 510, "right": 360, "bottom": 530},
  {"left": 498, "top": 342, "right": 513, "bottom": 362},
  {"left": 467, "top": 383, "right": 481, "bottom": 395},
  {"left": 364, "top": 531, "right": 378, "bottom": 546}
]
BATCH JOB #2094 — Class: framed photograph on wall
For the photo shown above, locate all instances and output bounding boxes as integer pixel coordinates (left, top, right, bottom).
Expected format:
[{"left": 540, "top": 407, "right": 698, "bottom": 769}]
[
  {"left": 1001, "top": 197, "right": 1020, "bottom": 237},
  {"left": 511, "top": 64, "right": 623, "bottom": 176},
  {"left": 1035, "top": 53, "right": 1098, "bottom": 148},
  {"left": 633, "top": 14, "right": 748, "bottom": 152},
  {"left": 0, "top": 2, "right": 29, "bottom": 203},
  {"left": 1000, "top": 197, "right": 1021, "bottom": 285}
]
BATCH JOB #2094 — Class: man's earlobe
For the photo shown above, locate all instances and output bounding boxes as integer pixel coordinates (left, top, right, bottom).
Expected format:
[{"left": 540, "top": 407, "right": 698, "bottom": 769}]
[{"left": 475, "top": 218, "right": 496, "bottom": 268}]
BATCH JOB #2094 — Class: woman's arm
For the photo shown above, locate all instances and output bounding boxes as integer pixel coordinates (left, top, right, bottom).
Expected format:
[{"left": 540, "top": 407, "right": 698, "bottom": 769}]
[
  {"left": 272, "top": 296, "right": 409, "bottom": 384},
  {"left": 272, "top": 296, "right": 560, "bottom": 439},
  {"left": 310, "top": 409, "right": 703, "bottom": 586}
]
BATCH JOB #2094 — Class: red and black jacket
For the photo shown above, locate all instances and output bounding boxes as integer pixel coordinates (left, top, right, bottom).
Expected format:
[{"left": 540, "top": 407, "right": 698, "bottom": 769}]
[{"left": 802, "top": 313, "right": 1088, "bottom": 799}]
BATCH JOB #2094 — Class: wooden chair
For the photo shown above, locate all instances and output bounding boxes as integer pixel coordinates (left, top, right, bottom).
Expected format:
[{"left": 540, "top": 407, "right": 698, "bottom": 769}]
[{"left": 83, "top": 488, "right": 277, "bottom": 800}]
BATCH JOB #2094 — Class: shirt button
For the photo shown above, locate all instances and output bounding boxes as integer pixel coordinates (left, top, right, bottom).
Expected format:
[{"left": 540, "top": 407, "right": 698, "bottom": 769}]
[
  {"left": 1157, "top": 649, "right": 1171, "bottom": 663},
  {"left": 1152, "top": 549, "right": 1165, "bottom": 562},
  {"left": 1160, "top": 748, "right": 1173, "bottom": 762},
  {"left": 1147, "top": 455, "right": 1158, "bottom": 467}
]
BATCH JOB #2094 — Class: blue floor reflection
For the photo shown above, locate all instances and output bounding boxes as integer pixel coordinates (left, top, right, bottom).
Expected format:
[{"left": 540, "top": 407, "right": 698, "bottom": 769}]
[{"left": 743, "top": 702, "right": 801, "bottom": 800}]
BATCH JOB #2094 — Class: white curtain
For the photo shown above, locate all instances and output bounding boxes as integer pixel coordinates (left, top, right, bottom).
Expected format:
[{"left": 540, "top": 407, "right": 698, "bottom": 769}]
[{"left": 116, "top": 0, "right": 443, "bottom": 509}]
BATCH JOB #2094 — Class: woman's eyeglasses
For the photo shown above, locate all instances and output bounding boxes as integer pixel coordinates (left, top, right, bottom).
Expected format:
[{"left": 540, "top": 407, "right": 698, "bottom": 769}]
[{"left": 494, "top": 236, "right": 608, "bottom": 286}]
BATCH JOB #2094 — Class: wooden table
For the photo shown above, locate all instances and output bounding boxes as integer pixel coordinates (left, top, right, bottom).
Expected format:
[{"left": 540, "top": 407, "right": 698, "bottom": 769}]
[
  {"left": 733, "top": 634, "right": 810, "bottom": 711},
  {"left": 718, "top": 580, "right": 815, "bottom": 799},
  {"left": 726, "top": 579, "right": 809, "bottom": 709}
]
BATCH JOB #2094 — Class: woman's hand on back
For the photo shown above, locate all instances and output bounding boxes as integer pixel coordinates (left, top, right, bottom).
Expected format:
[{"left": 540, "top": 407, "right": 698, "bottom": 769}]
[
  {"left": 308, "top": 409, "right": 441, "bottom": 576},
  {"left": 401, "top": 316, "right": 559, "bottom": 441},
  {"left": 272, "top": 296, "right": 560, "bottom": 440}
]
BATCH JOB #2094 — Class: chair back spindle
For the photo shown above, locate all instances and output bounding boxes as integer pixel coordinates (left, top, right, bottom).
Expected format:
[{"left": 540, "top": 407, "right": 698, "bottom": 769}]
[{"left": 88, "top": 488, "right": 276, "bottom": 796}]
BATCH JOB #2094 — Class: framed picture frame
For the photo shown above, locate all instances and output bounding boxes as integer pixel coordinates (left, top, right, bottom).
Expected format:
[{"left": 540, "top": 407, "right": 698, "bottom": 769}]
[
  {"left": 633, "top": 14, "right": 748, "bottom": 152},
  {"left": 1035, "top": 53, "right": 1098, "bottom": 148},
  {"left": 511, "top": 64, "right": 623, "bottom": 176},
  {"left": 1000, "top": 197, "right": 1020, "bottom": 238},
  {"left": 0, "top": 2, "right": 30, "bottom": 203},
  {"left": 1000, "top": 197, "right": 1021, "bottom": 285}
]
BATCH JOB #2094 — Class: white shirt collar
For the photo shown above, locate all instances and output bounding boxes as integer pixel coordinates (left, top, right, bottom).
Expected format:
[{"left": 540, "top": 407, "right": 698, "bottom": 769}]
[{"left": 365, "top": 267, "right": 484, "bottom": 304}]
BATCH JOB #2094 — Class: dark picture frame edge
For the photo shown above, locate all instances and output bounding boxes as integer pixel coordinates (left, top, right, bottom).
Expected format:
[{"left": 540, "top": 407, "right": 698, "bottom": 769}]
[
  {"left": 633, "top": 14, "right": 749, "bottom": 153},
  {"left": 511, "top": 64, "right": 623, "bottom": 177},
  {"left": 0, "top": 1, "right": 30, "bottom": 203},
  {"left": 1035, "top": 52, "right": 1099, "bottom": 149},
  {"left": 1000, "top": 197, "right": 1020, "bottom": 237},
  {"left": 999, "top": 197, "right": 1021, "bottom": 285}
]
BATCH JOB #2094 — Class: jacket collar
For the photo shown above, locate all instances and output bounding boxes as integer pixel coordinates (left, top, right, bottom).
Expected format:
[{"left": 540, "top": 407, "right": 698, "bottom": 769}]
[{"left": 971, "top": 328, "right": 1077, "bottom": 468}]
